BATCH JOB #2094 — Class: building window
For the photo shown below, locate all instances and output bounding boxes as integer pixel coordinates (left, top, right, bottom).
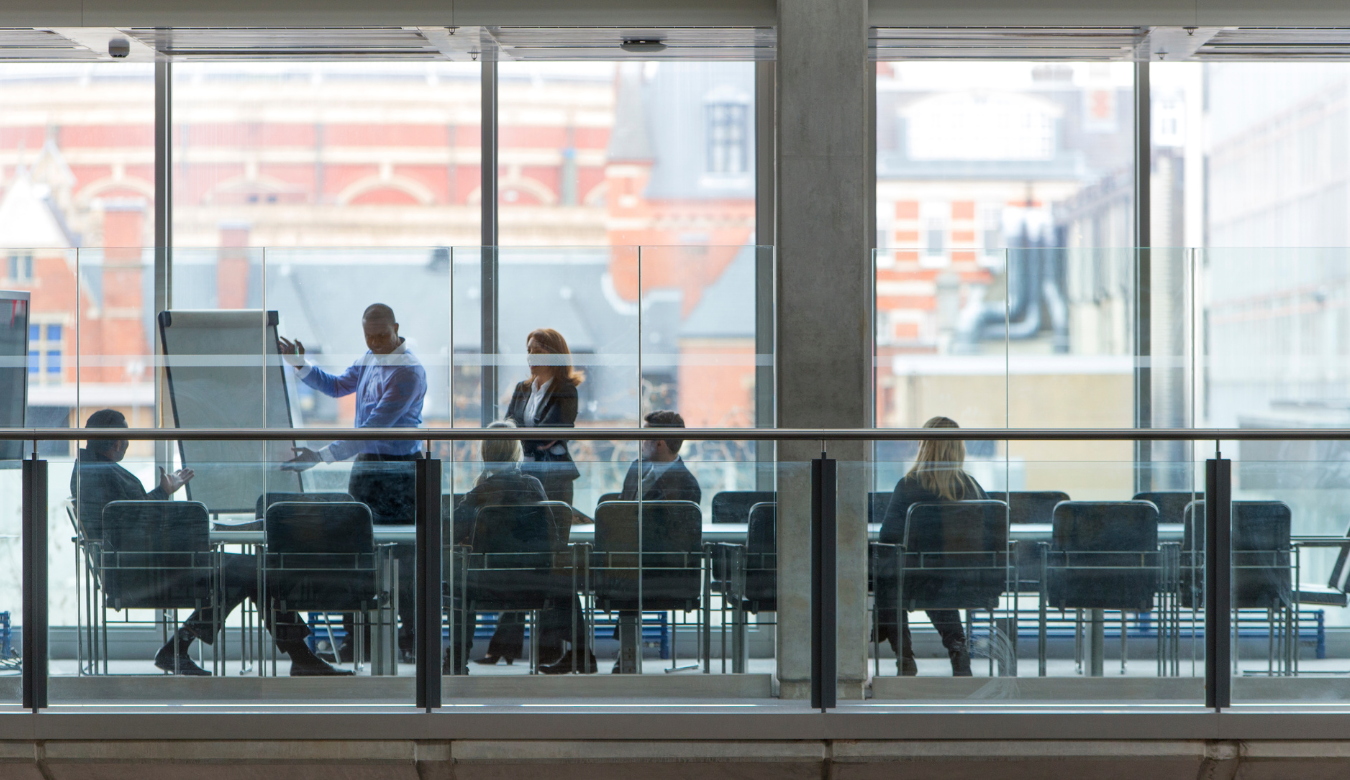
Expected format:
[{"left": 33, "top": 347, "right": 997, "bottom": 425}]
[
  {"left": 7, "top": 252, "right": 32, "bottom": 282},
  {"left": 707, "top": 102, "right": 749, "bottom": 175},
  {"left": 28, "top": 321, "right": 64, "bottom": 383},
  {"left": 925, "top": 218, "right": 947, "bottom": 258}
]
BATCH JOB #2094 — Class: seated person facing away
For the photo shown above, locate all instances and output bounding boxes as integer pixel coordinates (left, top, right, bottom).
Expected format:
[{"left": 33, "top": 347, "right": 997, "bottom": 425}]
[
  {"left": 618, "top": 410, "right": 702, "bottom": 505},
  {"left": 71, "top": 409, "right": 350, "bottom": 677},
  {"left": 447, "top": 421, "right": 597, "bottom": 674},
  {"left": 877, "top": 415, "right": 980, "bottom": 677}
]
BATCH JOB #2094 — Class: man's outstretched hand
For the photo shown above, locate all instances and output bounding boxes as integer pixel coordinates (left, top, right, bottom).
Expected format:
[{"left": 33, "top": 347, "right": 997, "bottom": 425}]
[
  {"left": 159, "top": 466, "right": 194, "bottom": 495},
  {"left": 281, "top": 446, "right": 322, "bottom": 472},
  {"left": 278, "top": 336, "right": 306, "bottom": 369}
]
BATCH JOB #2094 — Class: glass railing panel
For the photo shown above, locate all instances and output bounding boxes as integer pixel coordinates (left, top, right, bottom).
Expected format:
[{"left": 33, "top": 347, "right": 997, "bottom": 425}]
[
  {"left": 873, "top": 247, "right": 1008, "bottom": 433},
  {"left": 443, "top": 435, "right": 786, "bottom": 699},
  {"left": 858, "top": 436, "right": 1205, "bottom": 704},
  {"left": 0, "top": 462, "right": 18, "bottom": 703},
  {"left": 1229, "top": 439, "right": 1350, "bottom": 704},
  {"left": 1199, "top": 247, "right": 1347, "bottom": 430},
  {"left": 58, "top": 438, "right": 416, "bottom": 704},
  {"left": 1006, "top": 247, "right": 1194, "bottom": 435}
]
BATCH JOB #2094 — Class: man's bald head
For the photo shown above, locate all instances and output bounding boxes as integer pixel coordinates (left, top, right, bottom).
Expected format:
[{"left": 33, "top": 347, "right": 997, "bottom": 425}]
[
  {"left": 363, "top": 303, "right": 396, "bottom": 325},
  {"left": 362, "top": 303, "right": 402, "bottom": 354}
]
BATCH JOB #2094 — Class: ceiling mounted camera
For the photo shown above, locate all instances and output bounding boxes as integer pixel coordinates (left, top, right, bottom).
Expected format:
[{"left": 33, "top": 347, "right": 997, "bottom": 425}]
[
  {"left": 620, "top": 38, "right": 667, "bottom": 54},
  {"left": 108, "top": 37, "right": 130, "bottom": 58}
]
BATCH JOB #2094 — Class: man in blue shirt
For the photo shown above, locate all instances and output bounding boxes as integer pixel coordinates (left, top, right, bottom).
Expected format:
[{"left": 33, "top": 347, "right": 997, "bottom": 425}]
[{"left": 280, "top": 302, "right": 427, "bottom": 662}]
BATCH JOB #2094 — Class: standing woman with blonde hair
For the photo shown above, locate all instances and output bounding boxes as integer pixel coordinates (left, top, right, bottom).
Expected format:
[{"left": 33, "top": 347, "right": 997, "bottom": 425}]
[
  {"left": 877, "top": 416, "right": 983, "bottom": 676},
  {"left": 506, "top": 328, "right": 583, "bottom": 506}
]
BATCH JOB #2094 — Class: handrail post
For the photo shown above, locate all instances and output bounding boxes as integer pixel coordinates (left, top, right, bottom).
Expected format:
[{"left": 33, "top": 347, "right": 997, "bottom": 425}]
[
  {"left": 810, "top": 451, "right": 836, "bottom": 711},
  {"left": 22, "top": 453, "right": 47, "bottom": 712},
  {"left": 415, "top": 457, "right": 442, "bottom": 711},
  {"left": 1205, "top": 452, "right": 1231, "bottom": 710}
]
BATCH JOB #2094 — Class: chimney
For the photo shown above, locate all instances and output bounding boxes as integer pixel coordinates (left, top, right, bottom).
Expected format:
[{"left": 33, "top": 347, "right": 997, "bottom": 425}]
[{"left": 217, "top": 221, "right": 252, "bottom": 310}]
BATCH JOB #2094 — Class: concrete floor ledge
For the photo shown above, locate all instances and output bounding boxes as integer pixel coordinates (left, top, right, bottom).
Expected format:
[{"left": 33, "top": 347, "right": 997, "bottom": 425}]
[{"left": 0, "top": 739, "right": 1348, "bottom": 779}]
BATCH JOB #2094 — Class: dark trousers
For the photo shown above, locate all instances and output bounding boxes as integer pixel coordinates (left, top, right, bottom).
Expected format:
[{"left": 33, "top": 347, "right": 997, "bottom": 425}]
[
  {"left": 181, "top": 553, "right": 310, "bottom": 646},
  {"left": 343, "top": 452, "right": 420, "bottom": 653},
  {"left": 449, "top": 597, "right": 588, "bottom": 671},
  {"left": 878, "top": 608, "right": 968, "bottom": 670}
]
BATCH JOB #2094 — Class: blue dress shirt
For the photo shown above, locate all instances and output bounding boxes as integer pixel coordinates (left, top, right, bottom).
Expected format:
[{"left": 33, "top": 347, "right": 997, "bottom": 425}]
[{"left": 295, "top": 340, "right": 427, "bottom": 461}]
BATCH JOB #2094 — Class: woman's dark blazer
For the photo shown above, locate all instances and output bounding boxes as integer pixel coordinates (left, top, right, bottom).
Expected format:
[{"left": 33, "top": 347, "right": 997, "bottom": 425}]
[{"left": 505, "top": 379, "right": 579, "bottom": 469}]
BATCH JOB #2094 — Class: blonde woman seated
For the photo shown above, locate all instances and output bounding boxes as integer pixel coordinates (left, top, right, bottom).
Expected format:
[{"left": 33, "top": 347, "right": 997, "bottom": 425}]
[
  {"left": 446, "top": 421, "right": 596, "bottom": 674},
  {"left": 877, "top": 416, "right": 982, "bottom": 677}
]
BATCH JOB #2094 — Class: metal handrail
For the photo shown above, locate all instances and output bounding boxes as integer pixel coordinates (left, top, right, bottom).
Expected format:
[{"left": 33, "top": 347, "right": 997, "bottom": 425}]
[{"left": 1, "top": 426, "right": 1348, "bottom": 441}]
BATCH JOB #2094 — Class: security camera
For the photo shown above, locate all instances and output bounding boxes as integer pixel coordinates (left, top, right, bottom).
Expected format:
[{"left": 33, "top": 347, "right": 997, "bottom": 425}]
[{"left": 108, "top": 38, "right": 130, "bottom": 58}]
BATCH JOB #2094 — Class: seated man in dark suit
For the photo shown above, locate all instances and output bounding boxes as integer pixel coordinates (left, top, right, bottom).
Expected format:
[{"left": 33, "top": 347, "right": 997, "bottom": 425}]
[
  {"left": 619, "top": 410, "right": 701, "bottom": 505},
  {"left": 71, "top": 409, "right": 349, "bottom": 676},
  {"left": 608, "top": 410, "right": 701, "bottom": 673}
]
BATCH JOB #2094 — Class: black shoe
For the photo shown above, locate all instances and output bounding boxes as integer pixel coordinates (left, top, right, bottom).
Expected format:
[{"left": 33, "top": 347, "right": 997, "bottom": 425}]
[
  {"left": 899, "top": 656, "right": 918, "bottom": 677},
  {"left": 154, "top": 636, "right": 211, "bottom": 677},
  {"left": 443, "top": 651, "right": 467, "bottom": 675},
  {"left": 337, "top": 641, "right": 355, "bottom": 664},
  {"left": 282, "top": 640, "right": 356, "bottom": 676},
  {"left": 611, "top": 661, "right": 621, "bottom": 674},
  {"left": 539, "top": 649, "right": 598, "bottom": 675}
]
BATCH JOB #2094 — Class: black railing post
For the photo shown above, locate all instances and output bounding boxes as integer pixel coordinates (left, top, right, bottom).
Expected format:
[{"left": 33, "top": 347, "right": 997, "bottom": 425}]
[
  {"left": 810, "top": 453, "right": 836, "bottom": 711},
  {"left": 415, "top": 457, "right": 443, "bottom": 711},
  {"left": 1205, "top": 454, "right": 1231, "bottom": 710},
  {"left": 21, "top": 453, "right": 47, "bottom": 712}
]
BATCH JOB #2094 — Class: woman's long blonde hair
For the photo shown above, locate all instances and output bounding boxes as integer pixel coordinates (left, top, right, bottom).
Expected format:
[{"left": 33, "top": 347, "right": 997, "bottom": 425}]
[
  {"left": 477, "top": 420, "right": 522, "bottom": 485},
  {"left": 906, "top": 416, "right": 973, "bottom": 501}
]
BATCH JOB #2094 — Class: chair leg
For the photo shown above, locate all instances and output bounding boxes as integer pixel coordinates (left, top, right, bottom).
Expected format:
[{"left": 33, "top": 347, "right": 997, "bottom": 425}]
[{"left": 1120, "top": 612, "right": 1127, "bottom": 675}]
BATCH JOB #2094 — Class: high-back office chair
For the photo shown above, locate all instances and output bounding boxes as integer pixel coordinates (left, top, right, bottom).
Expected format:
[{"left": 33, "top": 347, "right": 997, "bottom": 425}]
[
  {"left": 100, "top": 500, "right": 220, "bottom": 674},
  {"left": 593, "top": 500, "right": 705, "bottom": 671},
  {"left": 874, "top": 500, "right": 1010, "bottom": 675},
  {"left": 1183, "top": 499, "right": 1296, "bottom": 672},
  {"left": 743, "top": 502, "right": 777, "bottom": 612},
  {"left": 711, "top": 491, "right": 775, "bottom": 524},
  {"left": 989, "top": 491, "right": 1070, "bottom": 592},
  {"left": 454, "top": 503, "right": 573, "bottom": 672},
  {"left": 263, "top": 502, "right": 379, "bottom": 672},
  {"left": 597, "top": 492, "right": 622, "bottom": 507},
  {"left": 1046, "top": 501, "right": 1159, "bottom": 675}
]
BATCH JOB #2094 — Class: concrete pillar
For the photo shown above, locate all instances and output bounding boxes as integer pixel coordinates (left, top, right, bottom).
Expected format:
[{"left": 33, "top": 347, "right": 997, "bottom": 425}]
[{"left": 775, "top": 0, "right": 871, "bottom": 700}]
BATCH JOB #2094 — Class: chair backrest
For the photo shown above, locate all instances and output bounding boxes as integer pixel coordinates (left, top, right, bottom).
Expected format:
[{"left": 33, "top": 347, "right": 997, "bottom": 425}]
[
  {"left": 711, "top": 491, "right": 775, "bottom": 524},
  {"left": 1329, "top": 521, "right": 1350, "bottom": 593},
  {"left": 1183, "top": 499, "right": 1292, "bottom": 608},
  {"left": 989, "top": 491, "right": 1070, "bottom": 525},
  {"left": 541, "top": 500, "right": 573, "bottom": 547},
  {"left": 892, "top": 499, "right": 1009, "bottom": 610},
  {"left": 1052, "top": 500, "right": 1158, "bottom": 553},
  {"left": 265, "top": 502, "right": 374, "bottom": 554},
  {"left": 904, "top": 500, "right": 1009, "bottom": 555},
  {"left": 263, "top": 502, "right": 377, "bottom": 612},
  {"left": 99, "top": 500, "right": 213, "bottom": 609},
  {"left": 102, "top": 500, "right": 211, "bottom": 554},
  {"left": 472, "top": 504, "right": 558, "bottom": 569},
  {"left": 255, "top": 491, "right": 354, "bottom": 519},
  {"left": 747, "top": 502, "right": 776, "bottom": 557},
  {"left": 597, "top": 492, "right": 622, "bottom": 507},
  {"left": 1133, "top": 491, "right": 1203, "bottom": 526},
  {"left": 595, "top": 500, "right": 702, "bottom": 555},
  {"left": 1048, "top": 500, "right": 1159, "bottom": 611}
]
